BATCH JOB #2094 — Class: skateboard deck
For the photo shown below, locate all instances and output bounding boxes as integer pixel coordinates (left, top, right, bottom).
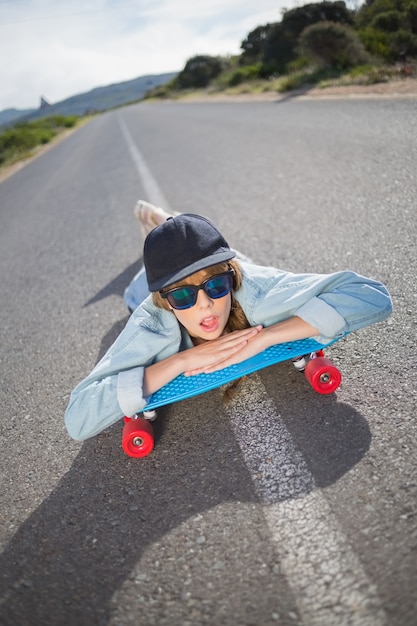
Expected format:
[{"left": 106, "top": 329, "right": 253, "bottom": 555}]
[
  {"left": 122, "top": 334, "right": 347, "bottom": 457},
  {"left": 144, "top": 334, "right": 346, "bottom": 411}
]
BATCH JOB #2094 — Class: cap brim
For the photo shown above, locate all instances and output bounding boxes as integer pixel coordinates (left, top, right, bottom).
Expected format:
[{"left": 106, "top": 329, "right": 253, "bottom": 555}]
[{"left": 150, "top": 249, "right": 236, "bottom": 291}]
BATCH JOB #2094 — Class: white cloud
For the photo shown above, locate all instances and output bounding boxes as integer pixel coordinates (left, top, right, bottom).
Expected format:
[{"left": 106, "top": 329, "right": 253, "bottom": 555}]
[{"left": 0, "top": 0, "right": 293, "bottom": 110}]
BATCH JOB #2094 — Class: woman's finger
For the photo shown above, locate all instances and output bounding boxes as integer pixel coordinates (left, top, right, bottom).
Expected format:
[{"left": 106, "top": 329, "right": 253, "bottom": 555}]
[{"left": 184, "top": 339, "right": 251, "bottom": 376}]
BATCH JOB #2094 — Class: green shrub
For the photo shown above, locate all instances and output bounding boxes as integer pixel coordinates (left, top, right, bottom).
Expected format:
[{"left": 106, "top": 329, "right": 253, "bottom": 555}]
[
  {"left": 299, "top": 21, "right": 370, "bottom": 70},
  {"left": 314, "top": 64, "right": 404, "bottom": 89},
  {"left": 389, "top": 28, "right": 417, "bottom": 56},
  {"left": 371, "top": 10, "right": 404, "bottom": 33},
  {"left": 359, "top": 23, "right": 417, "bottom": 61},
  {"left": 277, "top": 72, "right": 309, "bottom": 92},
  {"left": 358, "top": 26, "right": 392, "bottom": 60},
  {"left": 349, "top": 65, "right": 392, "bottom": 83},
  {"left": 176, "top": 55, "right": 224, "bottom": 89},
  {"left": 51, "top": 115, "right": 77, "bottom": 128},
  {"left": 286, "top": 56, "right": 311, "bottom": 72},
  {"left": 143, "top": 83, "right": 173, "bottom": 99},
  {"left": 226, "top": 64, "right": 261, "bottom": 86},
  {"left": 348, "top": 64, "right": 379, "bottom": 78},
  {"left": 277, "top": 67, "right": 333, "bottom": 92},
  {"left": 0, "top": 115, "right": 79, "bottom": 167}
]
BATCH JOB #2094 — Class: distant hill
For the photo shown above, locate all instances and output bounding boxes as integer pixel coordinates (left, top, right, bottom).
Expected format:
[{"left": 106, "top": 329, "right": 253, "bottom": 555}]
[
  {"left": 0, "top": 108, "right": 36, "bottom": 126},
  {"left": 0, "top": 71, "right": 177, "bottom": 126}
]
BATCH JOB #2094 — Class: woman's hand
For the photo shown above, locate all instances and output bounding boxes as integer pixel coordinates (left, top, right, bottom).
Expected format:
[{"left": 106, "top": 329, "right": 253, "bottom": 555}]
[
  {"left": 186, "top": 316, "right": 319, "bottom": 376},
  {"left": 143, "top": 326, "right": 263, "bottom": 396},
  {"left": 183, "top": 326, "right": 263, "bottom": 376}
]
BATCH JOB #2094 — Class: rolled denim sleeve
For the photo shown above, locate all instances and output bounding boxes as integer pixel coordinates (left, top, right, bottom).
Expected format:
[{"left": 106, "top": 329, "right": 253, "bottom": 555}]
[
  {"left": 117, "top": 366, "right": 147, "bottom": 417},
  {"left": 65, "top": 374, "right": 124, "bottom": 441},
  {"left": 237, "top": 263, "right": 392, "bottom": 343},
  {"left": 307, "top": 275, "right": 393, "bottom": 339},
  {"left": 295, "top": 296, "right": 346, "bottom": 342},
  {"left": 64, "top": 302, "right": 182, "bottom": 441}
]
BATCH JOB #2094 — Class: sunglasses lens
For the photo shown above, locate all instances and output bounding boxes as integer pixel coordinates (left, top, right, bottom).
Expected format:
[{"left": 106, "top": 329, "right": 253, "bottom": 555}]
[
  {"left": 164, "top": 272, "right": 234, "bottom": 310},
  {"left": 167, "top": 287, "right": 196, "bottom": 310},
  {"left": 205, "top": 274, "right": 233, "bottom": 299}
]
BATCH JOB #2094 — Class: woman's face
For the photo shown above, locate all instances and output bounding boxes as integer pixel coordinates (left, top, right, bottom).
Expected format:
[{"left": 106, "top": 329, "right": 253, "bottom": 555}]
[{"left": 166, "top": 268, "right": 232, "bottom": 344}]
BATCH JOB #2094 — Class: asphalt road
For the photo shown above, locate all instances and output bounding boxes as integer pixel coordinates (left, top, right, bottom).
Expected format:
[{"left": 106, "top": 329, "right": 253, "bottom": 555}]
[{"left": 0, "top": 97, "right": 416, "bottom": 626}]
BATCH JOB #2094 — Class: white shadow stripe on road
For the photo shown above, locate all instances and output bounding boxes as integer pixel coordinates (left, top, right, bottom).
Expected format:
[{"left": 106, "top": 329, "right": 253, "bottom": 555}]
[
  {"left": 222, "top": 374, "right": 387, "bottom": 626},
  {"left": 118, "top": 115, "right": 173, "bottom": 212}
]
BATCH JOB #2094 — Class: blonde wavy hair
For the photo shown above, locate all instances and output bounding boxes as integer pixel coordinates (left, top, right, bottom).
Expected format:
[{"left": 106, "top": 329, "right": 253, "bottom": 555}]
[{"left": 152, "top": 259, "right": 250, "bottom": 332}]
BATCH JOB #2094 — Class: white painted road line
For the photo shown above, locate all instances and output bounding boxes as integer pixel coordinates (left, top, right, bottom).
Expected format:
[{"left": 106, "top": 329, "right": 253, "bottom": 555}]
[
  {"left": 223, "top": 374, "right": 387, "bottom": 626},
  {"left": 118, "top": 114, "right": 173, "bottom": 212}
]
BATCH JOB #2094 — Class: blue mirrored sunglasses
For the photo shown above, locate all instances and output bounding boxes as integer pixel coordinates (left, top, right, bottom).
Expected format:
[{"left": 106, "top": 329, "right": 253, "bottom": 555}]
[{"left": 160, "top": 270, "right": 235, "bottom": 310}]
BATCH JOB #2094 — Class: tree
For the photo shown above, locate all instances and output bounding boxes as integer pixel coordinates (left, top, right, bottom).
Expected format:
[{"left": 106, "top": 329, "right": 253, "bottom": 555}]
[
  {"left": 240, "top": 24, "right": 276, "bottom": 64},
  {"left": 355, "top": 0, "right": 417, "bottom": 59},
  {"left": 355, "top": 0, "right": 401, "bottom": 29},
  {"left": 389, "top": 27, "right": 417, "bottom": 54},
  {"left": 299, "top": 21, "right": 370, "bottom": 68},
  {"left": 281, "top": 1, "right": 353, "bottom": 39},
  {"left": 262, "top": 23, "right": 297, "bottom": 70},
  {"left": 175, "top": 55, "right": 223, "bottom": 89},
  {"left": 407, "top": 0, "right": 417, "bottom": 33},
  {"left": 262, "top": 1, "right": 354, "bottom": 70},
  {"left": 371, "top": 9, "right": 404, "bottom": 31}
]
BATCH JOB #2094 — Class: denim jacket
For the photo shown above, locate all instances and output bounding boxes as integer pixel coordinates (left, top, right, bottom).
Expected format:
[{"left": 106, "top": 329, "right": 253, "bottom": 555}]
[{"left": 65, "top": 261, "right": 392, "bottom": 441}]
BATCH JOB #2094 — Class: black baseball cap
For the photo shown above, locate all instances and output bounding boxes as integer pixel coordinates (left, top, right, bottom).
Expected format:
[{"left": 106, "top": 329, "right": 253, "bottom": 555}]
[{"left": 144, "top": 214, "right": 236, "bottom": 292}]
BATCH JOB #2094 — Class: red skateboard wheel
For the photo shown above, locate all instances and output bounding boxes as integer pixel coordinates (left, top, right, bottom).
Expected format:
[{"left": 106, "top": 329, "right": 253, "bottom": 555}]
[
  {"left": 122, "top": 417, "right": 154, "bottom": 458},
  {"left": 304, "top": 356, "right": 342, "bottom": 394}
]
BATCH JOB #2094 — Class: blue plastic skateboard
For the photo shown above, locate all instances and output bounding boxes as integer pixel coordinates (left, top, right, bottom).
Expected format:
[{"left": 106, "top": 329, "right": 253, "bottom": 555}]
[{"left": 122, "top": 334, "right": 346, "bottom": 458}]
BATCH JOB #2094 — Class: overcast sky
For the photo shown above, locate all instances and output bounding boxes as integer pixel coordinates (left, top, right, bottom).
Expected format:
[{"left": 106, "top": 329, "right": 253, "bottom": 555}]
[{"left": 0, "top": 0, "right": 299, "bottom": 111}]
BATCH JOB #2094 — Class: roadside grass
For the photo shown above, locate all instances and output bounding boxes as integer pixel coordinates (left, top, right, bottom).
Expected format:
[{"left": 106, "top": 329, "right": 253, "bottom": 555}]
[
  {"left": 313, "top": 63, "right": 416, "bottom": 89},
  {"left": 0, "top": 115, "right": 81, "bottom": 170},
  {"left": 218, "top": 63, "right": 415, "bottom": 95},
  {"left": 144, "top": 62, "right": 416, "bottom": 101}
]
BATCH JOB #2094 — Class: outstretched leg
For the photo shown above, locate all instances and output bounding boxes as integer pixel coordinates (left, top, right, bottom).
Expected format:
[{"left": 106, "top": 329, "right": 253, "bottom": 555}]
[
  {"left": 134, "top": 200, "right": 179, "bottom": 239},
  {"left": 124, "top": 201, "right": 180, "bottom": 311}
]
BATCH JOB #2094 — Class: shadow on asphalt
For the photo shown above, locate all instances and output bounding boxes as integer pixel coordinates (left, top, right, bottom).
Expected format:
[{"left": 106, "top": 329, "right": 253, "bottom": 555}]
[
  {"left": 83, "top": 258, "right": 143, "bottom": 308},
  {"left": 273, "top": 84, "right": 316, "bottom": 104},
  {"left": 0, "top": 317, "right": 372, "bottom": 625}
]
